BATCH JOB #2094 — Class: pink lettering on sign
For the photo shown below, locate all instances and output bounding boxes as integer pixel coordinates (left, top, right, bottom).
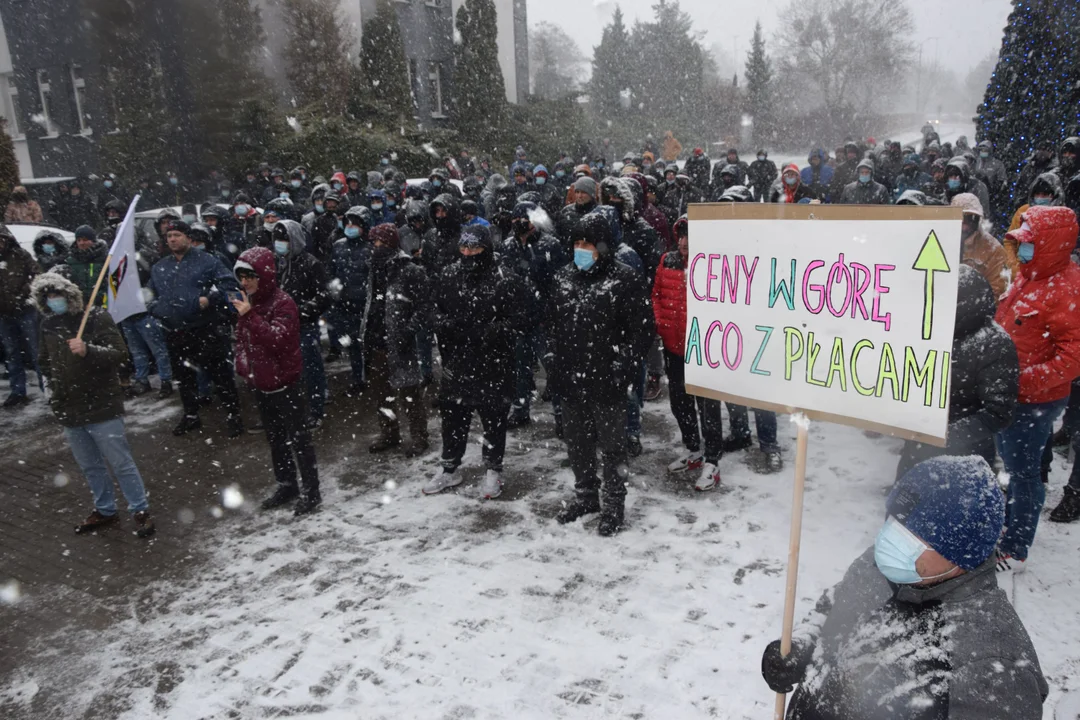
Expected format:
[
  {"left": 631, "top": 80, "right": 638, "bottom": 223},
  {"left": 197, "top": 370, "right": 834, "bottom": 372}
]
[{"left": 873, "top": 264, "right": 894, "bottom": 331}]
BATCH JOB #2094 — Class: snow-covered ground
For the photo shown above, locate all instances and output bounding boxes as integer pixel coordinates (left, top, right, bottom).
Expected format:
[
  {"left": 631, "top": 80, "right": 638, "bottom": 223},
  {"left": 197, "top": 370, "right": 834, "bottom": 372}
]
[{"left": 2, "top": 397, "right": 1078, "bottom": 719}]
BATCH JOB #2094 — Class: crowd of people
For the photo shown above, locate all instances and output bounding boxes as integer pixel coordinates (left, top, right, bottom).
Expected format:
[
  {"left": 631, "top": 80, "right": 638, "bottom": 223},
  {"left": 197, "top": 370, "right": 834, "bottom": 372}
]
[{"left": 0, "top": 124, "right": 1075, "bottom": 716}]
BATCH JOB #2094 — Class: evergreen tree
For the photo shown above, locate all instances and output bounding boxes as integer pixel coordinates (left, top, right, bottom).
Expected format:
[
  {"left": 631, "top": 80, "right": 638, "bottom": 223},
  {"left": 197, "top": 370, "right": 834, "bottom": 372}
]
[
  {"left": 359, "top": 0, "right": 414, "bottom": 120},
  {"left": 0, "top": 119, "right": 20, "bottom": 207},
  {"left": 976, "top": 0, "right": 1080, "bottom": 200},
  {"left": 282, "top": 0, "right": 350, "bottom": 115},
  {"left": 530, "top": 22, "right": 587, "bottom": 100},
  {"left": 745, "top": 20, "right": 775, "bottom": 146},
  {"left": 590, "top": 7, "right": 630, "bottom": 117},
  {"left": 452, "top": 0, "right": 507, "bottom": 148}
]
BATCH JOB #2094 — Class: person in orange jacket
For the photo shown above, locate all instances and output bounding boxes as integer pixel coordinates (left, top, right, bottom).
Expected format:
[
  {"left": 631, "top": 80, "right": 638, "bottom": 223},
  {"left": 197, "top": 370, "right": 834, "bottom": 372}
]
[{"left": 662, "top": 131, "right": 683, "bottom": 163}]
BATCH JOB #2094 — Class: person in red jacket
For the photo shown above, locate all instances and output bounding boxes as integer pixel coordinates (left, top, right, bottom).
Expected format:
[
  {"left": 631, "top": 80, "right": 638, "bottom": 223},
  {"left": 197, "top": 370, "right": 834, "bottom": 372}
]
[
  {"left": 232, "top": 246, "right": 321, "bottom": 516},
  {"left": 994, "top": 205, "right": 1080, "bottom": 568},
  {"left": 652, "top": 216, "right": 723, "bottom": 491}
]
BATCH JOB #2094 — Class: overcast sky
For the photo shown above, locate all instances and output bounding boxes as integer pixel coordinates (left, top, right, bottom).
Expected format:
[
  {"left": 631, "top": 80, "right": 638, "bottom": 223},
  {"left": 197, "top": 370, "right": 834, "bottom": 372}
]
[{"left": 528, "top": 0, "right": 1011, "bottom": 76}]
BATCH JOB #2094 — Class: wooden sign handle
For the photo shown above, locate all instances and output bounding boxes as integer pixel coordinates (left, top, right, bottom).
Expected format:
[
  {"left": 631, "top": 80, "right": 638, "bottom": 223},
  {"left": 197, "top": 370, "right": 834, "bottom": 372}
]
[{"left": 774, "top": 416, "right": 810, "bottom": 720}]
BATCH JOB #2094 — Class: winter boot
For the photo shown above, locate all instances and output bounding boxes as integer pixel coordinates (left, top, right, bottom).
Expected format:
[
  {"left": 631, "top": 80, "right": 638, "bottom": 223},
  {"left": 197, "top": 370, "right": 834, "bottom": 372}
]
[
  {"left": 760, "top": 450, "right": 784, "bottom": 474},
  {"left": 226, "top": 414, "right": 245, "bottom": 439},
  {"left": 480, "top": 469, "right": 502, "bottom": 500},
  {"left": 172, "top": 414, "right": 202, "bottom": 436},
  {"left": 597, "top": 505, "right": 625, "bottom": 537},
  {"left": 507, "top": 412, "right": 531, "bottom": 429},
  {"left": 2, "top": 393, "right": 29, "bottom": 410},
  {"left": 644, "top": 373, "right": 662, "bottom": 402},
  {"left": 668, "top": 450, "right": 704, "bottom": 474},
  {"left": 75, "top": 510, "right": 118, "bottom": 534},
  {"left": 133, "top": 511, "right": 156, "bottom": 538},
  {"left": 423, "top": 469, "right": 463, "bottom": 495},
  {"left": 1050, "top": 486, "right": 1080, "bottom": 523},
  {"left": 324, "top": 349, "right": 341, "bottom": 364},
  {"left": 555, "top": 492, "right": 601, "bottom": 524},
  {"left": 261, "top": 485, "right": 300, "bottom": 510},
  {"left": 369, "top": 432, "right": 402, "bottom": 453},
  {"left": 293, "top": 492, "right": 322, "bottom": 516},
  {"left": 721, "top": 435, "right": 753, "bottom": 453},
  {"left": 127, "top": 380, "right": 151, "bottom": 398},
  {"left": 627, "top": 435, "right": 643, "bottom": 457},
  {"left": 695, "top": 463, "right": 721, "bottom": 491},
  {"left": 1052, "top": 426, "right": 1072, "bottom": 448},
  {"left": 157, "top": 381, "right": 173, "bottom": 400}
]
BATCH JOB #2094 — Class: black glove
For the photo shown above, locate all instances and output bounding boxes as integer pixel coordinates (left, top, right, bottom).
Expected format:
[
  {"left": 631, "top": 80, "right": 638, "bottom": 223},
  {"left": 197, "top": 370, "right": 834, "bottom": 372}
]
[{"left": 761, "top": 639, "right": 811, "bottom": 694}]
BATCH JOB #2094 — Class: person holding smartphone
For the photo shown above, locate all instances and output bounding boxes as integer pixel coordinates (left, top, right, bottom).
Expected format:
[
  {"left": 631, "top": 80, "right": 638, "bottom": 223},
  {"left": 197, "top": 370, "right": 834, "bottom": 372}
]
[{"left": 232, "top": 246, "right": 321, "bottom": 516}]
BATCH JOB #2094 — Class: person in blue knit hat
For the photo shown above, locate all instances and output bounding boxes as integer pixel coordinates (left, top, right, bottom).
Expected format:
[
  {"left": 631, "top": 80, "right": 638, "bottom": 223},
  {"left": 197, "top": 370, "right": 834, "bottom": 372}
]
[{"left": 760, "top": 456, "right": 1048, "bottom": 719}]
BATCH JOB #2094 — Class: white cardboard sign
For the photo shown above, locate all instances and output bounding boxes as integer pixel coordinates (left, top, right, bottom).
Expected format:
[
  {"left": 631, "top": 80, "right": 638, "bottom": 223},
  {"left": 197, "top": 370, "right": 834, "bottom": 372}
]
[{"left": 684, "top": 205, "right": 963, "bottom": 445}]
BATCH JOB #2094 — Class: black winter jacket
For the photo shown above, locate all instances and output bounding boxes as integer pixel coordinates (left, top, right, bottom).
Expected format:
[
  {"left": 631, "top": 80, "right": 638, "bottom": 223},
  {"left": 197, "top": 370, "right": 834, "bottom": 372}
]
[
  {"left": 363, "top": 250, "right": 430, "bottom": 389},
  {"left": 275, "top": 220, "right": 329, "bottom": 327}
]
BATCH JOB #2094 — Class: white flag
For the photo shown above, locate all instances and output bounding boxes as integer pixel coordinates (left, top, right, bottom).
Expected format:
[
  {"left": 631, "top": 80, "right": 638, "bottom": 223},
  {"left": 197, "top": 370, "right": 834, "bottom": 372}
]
[{"left": 105, "top": 195, "right": 147, "bottom": 324}]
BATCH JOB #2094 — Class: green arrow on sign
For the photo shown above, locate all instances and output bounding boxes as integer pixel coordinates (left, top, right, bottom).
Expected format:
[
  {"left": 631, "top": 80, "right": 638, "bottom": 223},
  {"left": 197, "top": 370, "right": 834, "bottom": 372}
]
[{"left": 912, "top": 229, "right": 952, "bottom": 340}]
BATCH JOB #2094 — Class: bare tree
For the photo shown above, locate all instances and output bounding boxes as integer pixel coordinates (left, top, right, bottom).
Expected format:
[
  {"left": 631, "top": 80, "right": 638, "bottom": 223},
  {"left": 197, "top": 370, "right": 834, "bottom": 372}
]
[
  {"left": 529, "top": 21, "right": 587, "bottom": 99},
  {"left": 777, "top": 0, "right": 914, "bottom": 120}
]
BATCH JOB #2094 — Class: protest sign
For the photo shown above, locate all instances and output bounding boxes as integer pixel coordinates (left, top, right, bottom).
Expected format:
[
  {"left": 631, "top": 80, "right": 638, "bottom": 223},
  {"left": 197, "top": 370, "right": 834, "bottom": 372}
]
[
  {"left": 684, "top": 203, "right": 963, "bottom": 445},
  {"left": 685, "top": 203, "right": 963, "bottom": 720}
]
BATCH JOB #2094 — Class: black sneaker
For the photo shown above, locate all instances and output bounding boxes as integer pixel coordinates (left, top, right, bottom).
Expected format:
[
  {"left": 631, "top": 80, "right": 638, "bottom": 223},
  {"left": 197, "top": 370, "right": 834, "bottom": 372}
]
[
  {"left": 157, "top": 381, "right": 174, "bottom": 400},
  {"left": 261, "top": 485, "right": 300, "bottom": 510},
  {"left": 598, "top": 508, "right": 625, "bottom": 537},
  {"left": 369, "top": 435, "right": 402, "bottom": 453},
  {"left": 555, "top": 495, "right": 601, "bottom": 524},
  {"left": 2, "top": 393, "right": 29, "bottom": 409},
  {"left": 721, "top": 435, "right": 753, "bottom": 453},
  {"left": 1050, "top": 487, "right": 1080, "bottom": 523},
  {"left": 126, "top": 380, "right": 151, "bottom": 398},
  {"left": 133, "top": 511, "right": 156, "bottom": 538},
  {"left": 627, "top": 435, "right": 643, "bottom": 457},
  {"left": 293, "top": 492, "right": 322, "bottom": 516},
  {"left": 227, "top": 415, "right": 245, "bottom": 439},
  {"left": 305, "top": 415, "right": 323, "bottom": 431},
  {"left": 173, "top": 414, "right": 202, "bottom": 436}
]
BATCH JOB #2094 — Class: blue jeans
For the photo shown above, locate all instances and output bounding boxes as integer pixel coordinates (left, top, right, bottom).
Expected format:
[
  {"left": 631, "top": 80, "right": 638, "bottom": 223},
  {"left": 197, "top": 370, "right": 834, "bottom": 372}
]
[
  {"left": 997, "top": 398, "right": 1067, "bottom": 560},
  {"left": 300, "top": 324, "right": 327, "bottom": 419},
  {"left": 120, "top": 315, "right": 172, "bottom": 383},
  {"left": 512, "top": 327, "right": 547, "bottom": 420},
  {"left": 64, "top": 417, "right": 149, "bottom": 515},
  {"left": 727, "top": 404, "right": 780, "bottom": 453},
  {"left": 0, "top": 308, "right": 40, "bottom": 397}
]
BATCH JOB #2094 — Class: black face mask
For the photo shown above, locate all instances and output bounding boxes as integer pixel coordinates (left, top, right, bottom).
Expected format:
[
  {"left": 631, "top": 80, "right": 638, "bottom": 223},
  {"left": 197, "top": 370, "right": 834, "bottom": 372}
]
[
  {"left": 107, "top": 216, "right": 121, "bottom": 227},
  {"left": 433, "top": 214, "right": 455, "bottom": 231},
  {"left": 722, "top": 177, "right": 735, "bottom": 188},
  {"left": 461, "top": 252, "right": 485, "bottom": 271},
  {"left": 512, "top": 220, "right": 531, "bottom": 236},
  {"left": 372, "top": 245, "right": 396, "bottom": 263}
]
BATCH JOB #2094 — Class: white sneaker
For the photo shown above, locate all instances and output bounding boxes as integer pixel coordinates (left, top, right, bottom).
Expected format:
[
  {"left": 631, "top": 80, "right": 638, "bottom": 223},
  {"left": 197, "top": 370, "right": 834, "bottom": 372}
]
[
  {"left": 995, "top": 550, "right": 1027, "bottom": 574},
  {"left": 480, "top": 470, "right": 502, "bottom": 499},
  {"left": 422, "top": 469, "right": 463, "bottom": 496},
  {"left": 668, "top": 450, "right": 704, "bottom": 474},
  {"left": 695, "top": 463, "right": 721, "bottom": 491}
]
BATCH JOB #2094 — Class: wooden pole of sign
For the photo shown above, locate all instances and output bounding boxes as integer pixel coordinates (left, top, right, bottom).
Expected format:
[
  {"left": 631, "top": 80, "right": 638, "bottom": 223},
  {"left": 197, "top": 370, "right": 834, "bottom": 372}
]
[
  {"left": 75, "top": 255, "right": 113, "bottom": 341},
  {"left": 773, "top": 416, "right": 810, "bottom": 720}
]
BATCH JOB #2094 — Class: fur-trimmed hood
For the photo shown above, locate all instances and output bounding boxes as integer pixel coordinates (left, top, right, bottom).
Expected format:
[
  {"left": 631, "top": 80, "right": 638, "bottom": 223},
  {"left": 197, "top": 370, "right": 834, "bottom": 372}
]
[
  {"left": 599, "top": 176, "right": 635, "bottom": 223},
  {"left": 31, "top": 269, "right": 84, "bottom": 315}
]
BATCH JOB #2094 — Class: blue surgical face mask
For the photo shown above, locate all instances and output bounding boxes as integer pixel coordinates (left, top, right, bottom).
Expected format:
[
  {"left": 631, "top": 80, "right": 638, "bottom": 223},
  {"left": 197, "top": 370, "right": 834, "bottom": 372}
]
[
  {"left": 264, "top": 217, "right": 278, "bottom": 228},
  {"left": 274, "top": 240, "right": 289, "bottom": 256},
  {"left": 344, "top": 226, "right": 361, "bottom": 239},
  {"left": 597, "top": 162, "right": 604, "bottom": 169},
  {"left": 381, "top": 158, "right": 389, "bottom": 166},
  {"left": 573, "top": 247, "right": 596, "bottom": 271},
  {"left": 666, "top": 177, "right": 676, "bottom": 185},
  {"left": 858, "top": 174, "right": 871, "bottom": 184},
  {"left": 431, "top": 179, "right": 442, "bottom": 188},
  {"left": 556, "top": 170, "right": 566, "bottom": 178},
  {"left": 314, "top": 203, "right": 325, "bottom": 214},
  {"left": 291, "top": 179, "right": 301, "bottom": 188},
  {"left": 46, "top": 296, "right": 68, "bottom": 314},
  {"left": 41, "top": 243, "right": 55, "bottom": 255},
  {"left": 874, "top": 516, "right": 926, "bottom": 584},
  {"left": 337, "top": 219, "right": 344, "bottom": 230},
  {"left": 191, "top": 243, "right": 205, "bottom": 252},
  {"left": 234, "top": 204, "right": 250, "bottom": 216},
  {"left": 1018, "top": 242, "right": 1035, "bottom": 263},
  {"left": 784, "top": 175, "right": 798, "bottom": 186},
  {"left": 332, "top": 182, "right": 343, "bottom": 191},
  {"left": 947, "top": 178, "right": 962, "bottom": 190},
  {"left": 279, "top": 192, "right": 291, "bottom": 200},
  {"left": 104, "top": 180, "right": 113, "bottom": 189},
  {"left": 386, "top": 199, "right": 396, "bottom": 208},
  {"left": 371, "top": 202, "right": 383, "bottom": 211},
  {"left": 757, "top": 155, "right": 766, "bottom": 162},
  {"left": 182, "top": 214, "right": 197, "bottom": 224},
  {"left": 1032, "top": 196, "right": 1052, "bottom": 206},
  {"left": 979, "top": 151, "right": 989, "bottom": 159},
  {"left": 536, "top": 177, "right": 547, "bottom": 186},
  {"left": 169, "top": 177, "right": 178, "bottom": 186}
]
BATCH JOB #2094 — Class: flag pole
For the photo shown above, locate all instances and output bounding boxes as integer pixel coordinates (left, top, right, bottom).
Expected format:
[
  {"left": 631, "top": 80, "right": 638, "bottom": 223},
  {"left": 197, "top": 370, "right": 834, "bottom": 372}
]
[
  {"left": 75, "top": 194, "right": 140, "bottom": 341},
  {"left": 774, "top": 415, "right": 810, "bottom": 720}
]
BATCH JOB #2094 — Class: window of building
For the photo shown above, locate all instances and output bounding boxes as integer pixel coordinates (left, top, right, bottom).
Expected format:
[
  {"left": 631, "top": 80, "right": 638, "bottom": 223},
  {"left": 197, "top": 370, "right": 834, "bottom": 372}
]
[
  {"left": 36, "top": 69, "right": 58, "bottom": 136},
  {"left": 70, "top": 64, "right": 91, "bottom": 134},
  {"left": 428, "top": 63, "right": 444, "bottom": 117},
  {"left": 5, "top": 79, "right": 22, "bottom": 138}
]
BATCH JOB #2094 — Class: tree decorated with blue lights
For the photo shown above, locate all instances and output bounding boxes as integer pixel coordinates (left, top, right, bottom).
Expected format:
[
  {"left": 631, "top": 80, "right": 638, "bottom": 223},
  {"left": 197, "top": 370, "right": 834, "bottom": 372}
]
[{"left": 975, "top": 0, "right": 1080, "bottom": 201}]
